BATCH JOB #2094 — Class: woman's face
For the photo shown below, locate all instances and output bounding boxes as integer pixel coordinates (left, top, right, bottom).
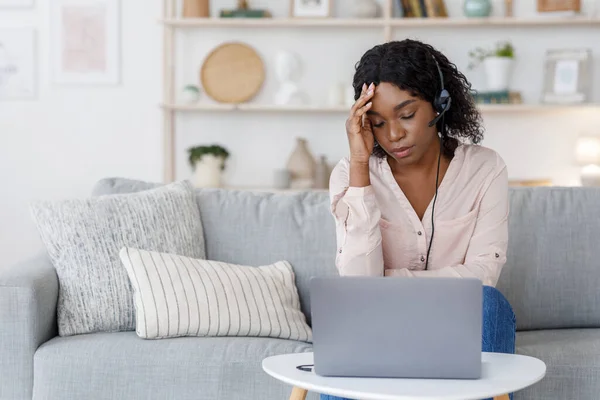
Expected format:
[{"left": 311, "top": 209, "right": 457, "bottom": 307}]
[{"left": 366, "top": 82, "right": 439, "bottom": 166}]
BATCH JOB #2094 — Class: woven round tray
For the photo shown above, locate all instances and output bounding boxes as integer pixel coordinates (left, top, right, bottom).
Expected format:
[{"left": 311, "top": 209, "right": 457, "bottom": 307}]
[{"left": 201, "top": 42, "right": 265, "bottom": 103}]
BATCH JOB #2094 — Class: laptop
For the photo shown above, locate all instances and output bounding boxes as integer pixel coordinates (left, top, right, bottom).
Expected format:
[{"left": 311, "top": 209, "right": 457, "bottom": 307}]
[{"left": 310, "top": 276, "right": 483, "bottom": 379}]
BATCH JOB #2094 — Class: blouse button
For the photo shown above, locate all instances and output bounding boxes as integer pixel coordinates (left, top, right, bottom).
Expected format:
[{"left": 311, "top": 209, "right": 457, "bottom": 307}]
[
  {"left": 495, "top": 253, "right": 500, "bottom": 258},
  {"left": 417, "top": 231, "right": 422, "bottom": 236},
  {"left": 420, "top": 256, "right": 425, "bottom": 262}
]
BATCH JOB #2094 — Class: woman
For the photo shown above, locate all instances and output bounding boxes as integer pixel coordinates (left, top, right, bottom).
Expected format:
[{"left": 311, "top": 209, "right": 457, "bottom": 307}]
[{"left": 324, "top": 39, "right": 515, "bottom": 400}]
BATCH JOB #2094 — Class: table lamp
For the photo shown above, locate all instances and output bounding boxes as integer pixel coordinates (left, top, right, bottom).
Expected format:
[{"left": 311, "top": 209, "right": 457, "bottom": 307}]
[{"left": 575, "top": 136, "right": 600, "bottom": 186}]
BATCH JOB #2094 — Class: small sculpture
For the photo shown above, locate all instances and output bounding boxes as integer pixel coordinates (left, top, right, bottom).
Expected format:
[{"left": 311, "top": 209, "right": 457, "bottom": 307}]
[{"left": 274, "top": 51, "right": 309, "bottom": 106}]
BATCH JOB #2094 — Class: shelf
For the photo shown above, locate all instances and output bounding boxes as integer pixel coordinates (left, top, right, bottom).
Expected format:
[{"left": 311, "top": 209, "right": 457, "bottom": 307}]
[
  {"left": 161, "top": 16, "right": 600, "bottom": 28},
  {"left": 389, "top": 16, "right": 600, "bottom": 27},
  {"left": 224, "top": 186, "right": 328, "bottom": 193},
  {"left": 161, "top": 103, "right": 349, "bottom": 112},
  {"left": 162, "top": 103, "right": 600, "bottom": 113},
  {"left": 160, "top": 17, "right": 385, "bottom": 28}
]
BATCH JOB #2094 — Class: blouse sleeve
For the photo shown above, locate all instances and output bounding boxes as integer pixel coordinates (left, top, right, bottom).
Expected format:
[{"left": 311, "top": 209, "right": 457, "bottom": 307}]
[
  {"left": 329, "top": 158, "right": 384, "bottom": 277},
  {"left": 385, "top": 164, "right": 509, "bottom": 287}
]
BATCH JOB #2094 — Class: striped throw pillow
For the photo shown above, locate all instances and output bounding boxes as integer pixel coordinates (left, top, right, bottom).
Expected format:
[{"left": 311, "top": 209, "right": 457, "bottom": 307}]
[{"left": 119, "top": 247, "right": 312, "bottom": 342}]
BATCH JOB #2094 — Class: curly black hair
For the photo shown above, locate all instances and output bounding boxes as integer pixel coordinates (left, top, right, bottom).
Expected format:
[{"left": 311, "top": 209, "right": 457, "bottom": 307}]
[{"left": 352, "top": 39, "right": 484, "bottom": 158}]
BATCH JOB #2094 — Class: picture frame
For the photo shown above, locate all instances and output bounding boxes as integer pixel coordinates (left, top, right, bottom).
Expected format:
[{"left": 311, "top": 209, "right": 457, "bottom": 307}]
[
  {"left": 541, "top": 48, "right": 591, "bottom": 104},
  {"left": 50, "top": 0, "right": 121, "bottom": 85},
  {"left": 537, "top": 0, "right": 580, "bottom": 12},
  {"left": 0, "top": 28, "right": 37, "bottom": 100},
  {"left": 0, "top": 0, "right": 34, "bottom": 7},
  {"left": 290, "top": 0, "right": 332, "bottom": 18}
]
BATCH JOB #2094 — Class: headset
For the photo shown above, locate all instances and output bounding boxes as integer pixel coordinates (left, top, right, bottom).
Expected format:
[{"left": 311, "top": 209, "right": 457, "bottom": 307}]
[{"left": 424, "top": 53, "right": 451, "bottom": 271}]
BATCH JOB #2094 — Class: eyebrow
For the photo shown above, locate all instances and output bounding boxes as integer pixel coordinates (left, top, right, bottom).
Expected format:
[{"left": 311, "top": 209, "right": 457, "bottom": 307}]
[{"left": 366, "top": 99, "right": 416, "bottom": 116}]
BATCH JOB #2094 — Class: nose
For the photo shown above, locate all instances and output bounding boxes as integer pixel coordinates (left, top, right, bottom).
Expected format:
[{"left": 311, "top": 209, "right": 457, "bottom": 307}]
[{"left": 388, "top": 121, "right": 406, "bottom": 142}]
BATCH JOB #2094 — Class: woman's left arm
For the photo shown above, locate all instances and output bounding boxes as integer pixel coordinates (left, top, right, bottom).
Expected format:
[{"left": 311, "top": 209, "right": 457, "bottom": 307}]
[{"left": 386, "top": 166, "right": 509, "bottom": 287}]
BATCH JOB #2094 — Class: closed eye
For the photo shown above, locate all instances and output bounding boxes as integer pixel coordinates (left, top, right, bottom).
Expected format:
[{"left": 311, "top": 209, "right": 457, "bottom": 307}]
[
  {"left": 401, "top": 112, "right": 416, "bottom": 120},
  {"left": 373, "top": 122, "right": 385, "bottom": 128}
]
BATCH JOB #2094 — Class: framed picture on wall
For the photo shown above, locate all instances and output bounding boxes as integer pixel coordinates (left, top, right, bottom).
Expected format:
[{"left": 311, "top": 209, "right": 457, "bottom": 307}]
[
  {"left": 0, "top": 0, "right": 34, "bottom": 7},
  {"left": 0, "top": 28, "right": 37, "bottom": 100},
  {"left": 290, "top": 0, "right": 332, "bottom": 18},
  {"left": 50, "top": 0, "right": 121, "bottom": 85},
  {"left": 541, "top": 48, "right": 591, "bottom": 104}
]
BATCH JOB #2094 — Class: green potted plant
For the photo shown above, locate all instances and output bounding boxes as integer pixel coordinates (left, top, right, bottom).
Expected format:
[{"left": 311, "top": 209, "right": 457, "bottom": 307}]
[
  {"left": 468, "top": 41, "right": 515, "bottom": 91},
  {"left": 187, "top": 144, "right": 230, "bottom": 188}
]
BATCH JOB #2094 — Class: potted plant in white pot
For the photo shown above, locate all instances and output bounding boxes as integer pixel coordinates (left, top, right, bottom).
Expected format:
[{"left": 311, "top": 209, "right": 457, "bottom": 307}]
[
  {"left": 468, "top": 41, "right": 515, "bottom": 91},
  {"left": 188, "top": 144, "right": 230, "bottom": 188}
]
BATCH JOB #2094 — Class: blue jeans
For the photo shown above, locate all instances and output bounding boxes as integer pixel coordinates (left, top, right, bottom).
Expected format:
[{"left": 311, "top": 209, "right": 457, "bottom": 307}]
[{"left": 320, "top": 286, "right": 516, "bottom": 400}]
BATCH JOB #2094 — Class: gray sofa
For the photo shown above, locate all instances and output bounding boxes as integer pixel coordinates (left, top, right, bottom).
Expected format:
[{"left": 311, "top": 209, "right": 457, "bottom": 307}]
[{"left": 2, "top": 177, "right": 599, "bottom": 400}]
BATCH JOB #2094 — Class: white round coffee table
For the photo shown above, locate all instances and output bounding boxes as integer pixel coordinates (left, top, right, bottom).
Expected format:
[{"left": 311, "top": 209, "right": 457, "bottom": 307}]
[{"left": 263, "top": 352, "right": 546, "bottom": 400}]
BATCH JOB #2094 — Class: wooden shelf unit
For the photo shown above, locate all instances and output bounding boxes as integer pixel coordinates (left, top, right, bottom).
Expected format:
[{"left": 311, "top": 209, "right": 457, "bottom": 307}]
[
  {"left": 161, "top": 0, "right": 600, "bottom": 182},
  {"left": 161, "top": 15, "right": 600, "bottom": 29},
  {"left": 162, "top": 102, "right": 600, "bottom": 113}
]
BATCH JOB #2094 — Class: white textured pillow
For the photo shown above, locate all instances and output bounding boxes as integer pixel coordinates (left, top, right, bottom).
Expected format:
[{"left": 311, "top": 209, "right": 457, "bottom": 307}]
[
  {"left": 29, "top": 180, "right": 205, "bottom": 336},
  {"left": 119, "top": 247, "right": 312, "bottom": 342}
]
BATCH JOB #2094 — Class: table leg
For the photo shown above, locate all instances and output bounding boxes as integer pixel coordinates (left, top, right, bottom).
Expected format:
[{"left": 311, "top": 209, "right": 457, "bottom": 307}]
[
  {"left": 289, "top": 386, "right": 308, "bottom": 400},
  {"left": 493, "top": 395, "right": 509, "bottom": 400}
]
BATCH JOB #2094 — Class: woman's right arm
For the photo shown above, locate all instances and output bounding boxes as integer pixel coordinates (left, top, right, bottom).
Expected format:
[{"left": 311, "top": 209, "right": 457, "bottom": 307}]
[{"left": 329, "top": 157, "right": 384, "bottom": 276}]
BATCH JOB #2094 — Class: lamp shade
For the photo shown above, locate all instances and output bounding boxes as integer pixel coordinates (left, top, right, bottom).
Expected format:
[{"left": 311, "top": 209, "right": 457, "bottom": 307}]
[{"left": 575, "top": 136, "right": 600, "bottom": 165}]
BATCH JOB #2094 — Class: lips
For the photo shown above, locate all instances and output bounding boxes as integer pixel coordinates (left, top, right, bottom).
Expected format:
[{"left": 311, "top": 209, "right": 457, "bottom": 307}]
[{"left": 391, "top": 146, "right": 414, "bottom": 158}]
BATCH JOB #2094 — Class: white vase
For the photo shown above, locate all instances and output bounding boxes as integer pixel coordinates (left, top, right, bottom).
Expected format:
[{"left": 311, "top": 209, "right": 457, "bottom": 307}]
[
  {"left": 483, "top": 57, "right": 513, "bottom": 91},
  {"left": 191, "top": 154, "right": 225, "bottom": 188},
  {"left": 181, "top": 85, "right": 200, "bottom": 104},
  {"left": 351, "top": 0, "right": 379, "bottom": 18}
]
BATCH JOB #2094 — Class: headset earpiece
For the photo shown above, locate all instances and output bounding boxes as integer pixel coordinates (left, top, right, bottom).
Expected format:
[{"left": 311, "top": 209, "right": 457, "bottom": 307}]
[{"left": 428, "top": 54, "right": 452, "bottom": 128}]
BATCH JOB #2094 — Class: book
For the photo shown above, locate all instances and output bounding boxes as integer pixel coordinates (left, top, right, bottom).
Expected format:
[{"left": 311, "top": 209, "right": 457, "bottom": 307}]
[
  {"left": 219, "top": 9, "right": 271, "bottom": 18},
  {"left": 425, "top": 0, "right": 448, "bottom": 17},
  {"left": 418, "top": 0, "right": 428, "bottom": 16}
]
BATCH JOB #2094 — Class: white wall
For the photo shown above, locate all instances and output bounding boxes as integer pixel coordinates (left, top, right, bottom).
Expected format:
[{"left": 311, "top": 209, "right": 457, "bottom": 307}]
[
  {"left": 0, "top": 1, "right": 163, "bottom": 266},
  {"left": 1, "top": 0, "right": 600, "bottom": 266}
]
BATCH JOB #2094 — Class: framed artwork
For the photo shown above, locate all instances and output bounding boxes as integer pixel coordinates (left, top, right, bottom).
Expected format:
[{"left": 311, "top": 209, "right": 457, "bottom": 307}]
[
  {"left": 542, "top": 48, "right": 591, "bottom": 104},
  {"left": 51, "top": 0, "right": 121, "bottom": 85},
  {"left": 290, "top": 0, "right": 332, "bottom": 17},
  {"left": 0, "top": 29, "right": 36, "bottom": 100},
  {"left": 0, "top": 0, "right": 34, "bottom": 7}
]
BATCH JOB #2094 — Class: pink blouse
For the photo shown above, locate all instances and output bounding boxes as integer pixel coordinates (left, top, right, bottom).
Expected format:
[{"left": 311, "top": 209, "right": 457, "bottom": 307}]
[{"left": 329, "top": 144, "right": 509, "bottom": 287}]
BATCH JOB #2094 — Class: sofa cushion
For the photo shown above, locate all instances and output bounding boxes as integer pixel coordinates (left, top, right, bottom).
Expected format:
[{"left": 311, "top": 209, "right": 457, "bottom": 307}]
[
  {"left": 33, "top": 332, "right": 316, "bottom": 400},
  {"left": 497, "top": 187, "right": 600, "bottom": 330},
  {"left": 30, "top": 181, "right": 206, "bottom": 337},
  {"left": 120, "top": 247, "right": 312, "bottom": 342},
  {"left": 515, "top": 329, "right": 600, "bottom": 400},
  {"left": 93, "top": 178, "right": 339, "bottom": 324}
]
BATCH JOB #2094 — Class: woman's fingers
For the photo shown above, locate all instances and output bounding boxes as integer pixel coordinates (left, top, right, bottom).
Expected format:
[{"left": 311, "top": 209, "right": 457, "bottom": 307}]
[
  {"left": 350, "top": 82, "right": 375, "bottom": 116},
  {"left": 356, "top": 101, "right": 372, "bottom": 118}
]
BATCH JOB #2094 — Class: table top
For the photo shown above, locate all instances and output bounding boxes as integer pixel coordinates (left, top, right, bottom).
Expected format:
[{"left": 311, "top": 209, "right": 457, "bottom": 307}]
[{"left": 262, "top": 352, "right": 546, "bottom": 400}]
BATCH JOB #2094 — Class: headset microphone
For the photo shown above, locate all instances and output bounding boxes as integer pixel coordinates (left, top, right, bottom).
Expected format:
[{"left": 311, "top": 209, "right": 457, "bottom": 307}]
[{"left": 428, "top": 96, "right": 451, "bottom": 127}]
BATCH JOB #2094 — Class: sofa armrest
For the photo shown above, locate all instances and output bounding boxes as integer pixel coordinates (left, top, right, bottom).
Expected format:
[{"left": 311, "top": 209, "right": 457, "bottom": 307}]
[{"left": 0, "top": 254, "right": 58, "bottom": 400}]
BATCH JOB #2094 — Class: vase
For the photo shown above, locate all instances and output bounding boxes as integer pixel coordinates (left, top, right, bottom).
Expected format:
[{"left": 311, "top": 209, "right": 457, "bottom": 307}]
[
  {"left": 273, "top": 169, "right": 291, "bottom": 190},
  {"left": 314, "top": 155, "right": 330, "bottom": 189},
  {"left": 191, "top": 154, "right": 225, "bottom": 188},
  {"left": 183, "top": 0, "right": 209, "bottom": 18},
  {"left": 351, "top": 0, "right": 379, "bottom": 18},
  {"left": 483, "top": 56, "right": 513, "bottom": 91},
  {"left": 181, "top": 85, "right": 200, "bottom": 104},
  {"left": 463, "top": 0, "right": 492, "bottom": 17},
  {"left": 286, "top": 138, "right": 316, "bottom": 189}
]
